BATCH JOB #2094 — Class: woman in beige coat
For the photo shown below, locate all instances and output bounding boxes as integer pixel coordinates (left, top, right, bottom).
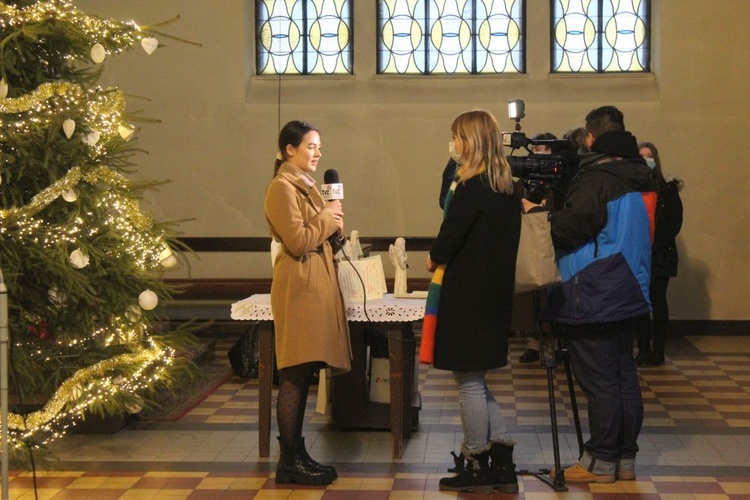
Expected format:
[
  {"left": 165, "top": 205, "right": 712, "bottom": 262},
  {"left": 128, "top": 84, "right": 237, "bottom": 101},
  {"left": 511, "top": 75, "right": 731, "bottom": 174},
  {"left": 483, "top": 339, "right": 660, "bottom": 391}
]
[{"left": 264, "top": 120, "right": 351, "bottom": 486}]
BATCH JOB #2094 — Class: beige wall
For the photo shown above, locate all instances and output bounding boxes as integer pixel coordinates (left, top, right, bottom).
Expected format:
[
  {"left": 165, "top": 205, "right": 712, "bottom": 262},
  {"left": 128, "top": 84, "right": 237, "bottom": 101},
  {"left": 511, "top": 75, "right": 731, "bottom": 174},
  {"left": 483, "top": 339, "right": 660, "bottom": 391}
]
[{"left": 77, "top": 0, "right": 749, "bottom": 321}]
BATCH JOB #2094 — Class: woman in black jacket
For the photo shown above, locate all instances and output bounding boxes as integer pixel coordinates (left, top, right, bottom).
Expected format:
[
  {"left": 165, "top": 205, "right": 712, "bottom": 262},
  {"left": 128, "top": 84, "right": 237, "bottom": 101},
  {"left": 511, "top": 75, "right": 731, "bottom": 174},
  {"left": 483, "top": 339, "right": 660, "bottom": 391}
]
[
  {"left": 636, "top": 141, "right": 684, "bottom": 366},
  {"left": 426, "top": 110, "right": 522, "bottom": 494}
]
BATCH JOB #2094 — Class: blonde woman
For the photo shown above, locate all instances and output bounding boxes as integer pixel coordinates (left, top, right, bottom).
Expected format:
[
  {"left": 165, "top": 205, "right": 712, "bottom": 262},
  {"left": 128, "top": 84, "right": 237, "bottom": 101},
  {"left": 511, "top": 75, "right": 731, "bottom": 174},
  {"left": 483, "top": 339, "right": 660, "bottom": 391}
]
[{"left": 425, "top": 110, "right": 522, "bottom": 494}]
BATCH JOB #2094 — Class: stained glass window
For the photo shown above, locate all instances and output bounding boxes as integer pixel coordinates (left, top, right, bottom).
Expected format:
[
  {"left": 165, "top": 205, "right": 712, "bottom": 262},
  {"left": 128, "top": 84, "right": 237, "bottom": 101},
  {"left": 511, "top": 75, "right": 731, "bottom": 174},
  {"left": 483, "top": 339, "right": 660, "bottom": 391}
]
[
  {"left": 256, "top": 0, "right": 352, "bottom": 75},
  {"left": 552, "top": 0, "right": 650, "bottom": 73},
  {"left": 378, "top": 0, "right": 525, "bottom": 75}
]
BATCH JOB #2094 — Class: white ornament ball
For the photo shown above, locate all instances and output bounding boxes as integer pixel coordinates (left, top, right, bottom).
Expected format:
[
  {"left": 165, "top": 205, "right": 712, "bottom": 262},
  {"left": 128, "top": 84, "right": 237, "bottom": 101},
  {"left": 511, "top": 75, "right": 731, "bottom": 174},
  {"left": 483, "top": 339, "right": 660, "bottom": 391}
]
[
  {"left": 138, "top": 289, "right": 159, "bottom": 310},
  {"left": 82, "top": 131, "right": 100, "bottom": 146},
  {"left": 69, "top": 249, "right": 90, "bottom": 269},
  {"left": 90, "top": 43, "right": 106, "bottom": 64},
  {"left": 62, "top": 189, "right": 78, "bottom": 202},
  {"left": 63, "top": 118, "right": 76, "bottom": 139},
  {"left": 141, "top": 37, "right": 159, "bottom": 55},
  {"left": 0, "top": 78, "right": 8, "bottom": 98},
  {"left": 159, "top": 248, "right": 178, "bottom": 268},
  {"left": 125, "top": 304, "right": 142, "bottom": 322}
]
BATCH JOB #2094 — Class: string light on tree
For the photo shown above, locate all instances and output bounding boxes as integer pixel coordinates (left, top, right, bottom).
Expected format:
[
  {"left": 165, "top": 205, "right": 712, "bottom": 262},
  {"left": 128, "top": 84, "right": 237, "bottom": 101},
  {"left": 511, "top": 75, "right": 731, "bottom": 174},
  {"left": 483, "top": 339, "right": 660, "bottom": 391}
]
[{"left": 0, "top": 0, "right": 201, "bottom": 457}]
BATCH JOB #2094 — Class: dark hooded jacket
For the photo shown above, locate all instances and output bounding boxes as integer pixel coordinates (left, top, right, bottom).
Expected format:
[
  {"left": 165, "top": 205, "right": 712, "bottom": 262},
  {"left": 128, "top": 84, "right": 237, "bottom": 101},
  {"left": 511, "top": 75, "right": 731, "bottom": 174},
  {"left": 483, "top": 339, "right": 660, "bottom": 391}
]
[
  {"left": 652, "top": 177, "right": 684, "bottom": 277},
  {"left": 542, "top": 131, "right": 658, "bottom": 324}
]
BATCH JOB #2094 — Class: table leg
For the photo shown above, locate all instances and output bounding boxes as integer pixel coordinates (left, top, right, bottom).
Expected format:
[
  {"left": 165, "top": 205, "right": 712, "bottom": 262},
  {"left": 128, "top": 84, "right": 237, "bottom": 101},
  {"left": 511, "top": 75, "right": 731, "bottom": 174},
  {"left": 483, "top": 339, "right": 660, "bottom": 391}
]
[
  {"left": 387, "top": 322, "right": 415, "bottom": 458},
  {"left": 258, "top": 321, "right": 274, "bottom": 457}
]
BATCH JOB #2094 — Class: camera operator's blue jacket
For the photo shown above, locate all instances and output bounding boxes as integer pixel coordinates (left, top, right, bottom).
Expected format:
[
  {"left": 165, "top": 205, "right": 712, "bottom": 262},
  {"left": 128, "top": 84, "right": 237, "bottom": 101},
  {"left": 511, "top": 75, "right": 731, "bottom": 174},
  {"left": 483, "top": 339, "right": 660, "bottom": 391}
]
[{"left": 541, "top": 131, "right": 657, "bottom": 324}]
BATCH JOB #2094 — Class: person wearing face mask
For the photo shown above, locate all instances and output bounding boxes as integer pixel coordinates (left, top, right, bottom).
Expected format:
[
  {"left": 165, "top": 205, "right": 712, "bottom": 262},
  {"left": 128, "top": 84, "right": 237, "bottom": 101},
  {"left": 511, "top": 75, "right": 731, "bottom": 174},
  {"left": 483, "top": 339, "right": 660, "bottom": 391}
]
[
  {"left": 635, "top": 142, "right": 684, "bottom": 367},
  {"left": 264, "top": 120, "right": 352, "bottom": 486},
  {"left": 426, "top": 110, "right": 522, "bottom": 494},
  {"left": 439, "top": 151, "right": 460, "bottom": 209}
]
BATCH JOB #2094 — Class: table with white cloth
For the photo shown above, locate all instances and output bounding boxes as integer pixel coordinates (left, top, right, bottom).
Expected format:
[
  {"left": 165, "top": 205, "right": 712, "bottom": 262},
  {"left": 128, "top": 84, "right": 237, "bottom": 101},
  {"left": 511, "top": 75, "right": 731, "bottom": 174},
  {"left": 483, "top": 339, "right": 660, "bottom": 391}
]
[{"left": 231, "top": 293, "right": 425, "bottom": 458}]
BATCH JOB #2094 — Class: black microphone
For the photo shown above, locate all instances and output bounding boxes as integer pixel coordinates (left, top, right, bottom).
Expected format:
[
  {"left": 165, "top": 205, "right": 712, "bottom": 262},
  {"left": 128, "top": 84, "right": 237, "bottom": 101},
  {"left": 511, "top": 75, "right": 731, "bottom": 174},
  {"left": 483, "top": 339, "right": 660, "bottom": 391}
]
[
  {"left": 321, "top": 169, "right": 345, "bottom": 250},
  {"left": 321, "top": 169, "right": 344, "bottom": 201}
]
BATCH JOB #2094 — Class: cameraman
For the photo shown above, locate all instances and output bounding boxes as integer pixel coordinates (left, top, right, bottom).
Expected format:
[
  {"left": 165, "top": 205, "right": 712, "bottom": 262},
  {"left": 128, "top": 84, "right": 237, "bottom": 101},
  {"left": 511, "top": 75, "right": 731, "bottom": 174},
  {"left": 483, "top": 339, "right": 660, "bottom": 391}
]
[{"left": 523, "top": 106, "right": 656, "bottom": 483}]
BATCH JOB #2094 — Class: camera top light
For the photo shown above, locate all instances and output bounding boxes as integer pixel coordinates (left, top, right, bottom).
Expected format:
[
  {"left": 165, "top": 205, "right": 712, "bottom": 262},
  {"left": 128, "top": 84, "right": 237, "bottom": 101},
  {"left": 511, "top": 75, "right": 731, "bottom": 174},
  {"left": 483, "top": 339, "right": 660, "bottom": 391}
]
[{"left": 508, "top": 99, "right": 525, "bottom": 120}]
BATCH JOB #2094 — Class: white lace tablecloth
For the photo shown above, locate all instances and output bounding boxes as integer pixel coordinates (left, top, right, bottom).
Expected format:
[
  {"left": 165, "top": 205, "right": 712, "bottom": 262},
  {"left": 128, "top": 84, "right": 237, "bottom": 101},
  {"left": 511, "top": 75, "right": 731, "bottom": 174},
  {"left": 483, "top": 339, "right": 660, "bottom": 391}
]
[{"left": 231, "top": 294, "right": 425, "bottom": 323}]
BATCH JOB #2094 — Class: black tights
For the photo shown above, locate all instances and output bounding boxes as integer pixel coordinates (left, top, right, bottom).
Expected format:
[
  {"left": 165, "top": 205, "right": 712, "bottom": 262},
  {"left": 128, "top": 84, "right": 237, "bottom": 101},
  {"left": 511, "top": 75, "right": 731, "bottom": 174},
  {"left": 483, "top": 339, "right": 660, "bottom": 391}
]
[{"left": 276, "top": 362, "right": 321, "bottom": 449}]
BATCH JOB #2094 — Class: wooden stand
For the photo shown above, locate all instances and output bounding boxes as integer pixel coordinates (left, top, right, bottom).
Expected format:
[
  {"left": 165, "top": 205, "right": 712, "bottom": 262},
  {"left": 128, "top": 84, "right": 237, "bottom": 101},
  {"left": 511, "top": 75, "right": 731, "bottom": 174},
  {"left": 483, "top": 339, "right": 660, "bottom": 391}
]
[{"left": 332, "top": 323, "right": 420, "bottom": 432}]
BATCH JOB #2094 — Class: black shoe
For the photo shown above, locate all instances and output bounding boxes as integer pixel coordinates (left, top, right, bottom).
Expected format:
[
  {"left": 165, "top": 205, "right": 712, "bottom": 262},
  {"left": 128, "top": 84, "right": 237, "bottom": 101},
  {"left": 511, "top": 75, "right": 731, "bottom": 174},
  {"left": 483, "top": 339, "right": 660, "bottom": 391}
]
[
  {"left": 295, "top": 437, "right": 337, "bottom": 481},
  {"left": 642, "top": 355, "right": 665, "bottom": 367},
  {"left": 490, "top": 443, "right": 519, "bottom": 493},
  {"left": 439, "top": 450, "right": 494, "bottom": 494},
  {"left": 636, "top": 352, "right": 651, "bottom": 367},
  {"left": 519, "top": 348, "right": 540, "bottom": 364},
  {"left": 276, "top": 439, "right": 333, "bottom": 486}
]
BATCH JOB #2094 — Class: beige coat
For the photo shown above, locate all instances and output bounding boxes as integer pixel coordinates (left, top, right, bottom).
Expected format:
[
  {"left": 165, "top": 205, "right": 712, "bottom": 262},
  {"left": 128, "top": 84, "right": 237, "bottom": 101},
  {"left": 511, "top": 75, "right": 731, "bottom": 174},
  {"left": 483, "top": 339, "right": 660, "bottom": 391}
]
[{"left": 264, "top": 163, "right": 351, "bottom": 375}]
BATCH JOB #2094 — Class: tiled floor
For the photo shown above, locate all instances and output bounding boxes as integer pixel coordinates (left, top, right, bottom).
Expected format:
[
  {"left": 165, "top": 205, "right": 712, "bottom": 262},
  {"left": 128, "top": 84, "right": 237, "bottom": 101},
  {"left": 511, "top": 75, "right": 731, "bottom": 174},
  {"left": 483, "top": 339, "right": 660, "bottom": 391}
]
[{"left": 7, "top": 331, "right": 750, "bottom": 498}]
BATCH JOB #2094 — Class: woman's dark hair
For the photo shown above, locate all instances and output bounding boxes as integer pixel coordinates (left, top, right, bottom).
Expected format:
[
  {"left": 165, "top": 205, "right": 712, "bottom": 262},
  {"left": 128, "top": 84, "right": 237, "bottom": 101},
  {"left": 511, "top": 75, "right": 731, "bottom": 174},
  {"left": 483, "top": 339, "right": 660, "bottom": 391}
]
[
  {"left": 274, "top": 120, "right": 320, "bottom": 175},
  {"left": 638, "top": 141, "right": 666, "bottom": 189}
]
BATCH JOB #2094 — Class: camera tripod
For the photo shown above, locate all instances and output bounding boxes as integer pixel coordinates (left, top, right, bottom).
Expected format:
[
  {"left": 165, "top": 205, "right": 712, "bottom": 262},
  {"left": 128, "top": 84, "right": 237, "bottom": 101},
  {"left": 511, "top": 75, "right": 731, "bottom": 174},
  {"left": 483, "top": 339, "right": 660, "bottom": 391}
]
[{"left": 519, "top": 290, "right": 584, "bottom": 492}]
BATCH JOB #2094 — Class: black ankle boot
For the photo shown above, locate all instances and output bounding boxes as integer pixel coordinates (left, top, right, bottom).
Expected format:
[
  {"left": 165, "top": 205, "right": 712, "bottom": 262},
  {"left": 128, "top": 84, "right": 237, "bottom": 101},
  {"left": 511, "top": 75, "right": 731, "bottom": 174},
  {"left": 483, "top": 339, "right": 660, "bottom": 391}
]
[
  {"left": 439, "top": 449, "right": 494, "bottom": 495},
  {"left": 275, "top": 438, "right": 332, "bottom": 485},
  {"left": 295, "top": 437, "right": 337, "bottom": 481},
  {"left": 448, "top": 451, "right": 466, "bottom": 473},
  {"left": 490, "top": 442, "right": 519, "bottom": 493}
]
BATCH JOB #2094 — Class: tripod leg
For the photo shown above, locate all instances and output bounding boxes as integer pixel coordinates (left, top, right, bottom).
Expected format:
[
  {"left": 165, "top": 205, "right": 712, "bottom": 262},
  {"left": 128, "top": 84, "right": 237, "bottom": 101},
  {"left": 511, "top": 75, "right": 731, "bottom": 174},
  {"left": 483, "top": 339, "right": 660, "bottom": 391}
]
[
  {"left": 558, "top": 331, "right": 584, "bottom": 458},
  {"left": 532, "top": 293, "right": 568, "bottom": 492},
  {"left": 545, "top": 359, "right": 567, "bottom": 491}
]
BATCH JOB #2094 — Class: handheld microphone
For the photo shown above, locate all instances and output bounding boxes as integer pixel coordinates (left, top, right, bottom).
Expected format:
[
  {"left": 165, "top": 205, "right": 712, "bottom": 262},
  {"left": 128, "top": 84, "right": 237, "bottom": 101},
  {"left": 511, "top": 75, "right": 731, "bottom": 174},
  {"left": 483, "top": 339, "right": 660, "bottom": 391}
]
[
  {"left": 321, "top": 169, "right": 344, "bottom": 201},
  {"left": 321, "top": 169, "right": 345, "bottom": 252}
]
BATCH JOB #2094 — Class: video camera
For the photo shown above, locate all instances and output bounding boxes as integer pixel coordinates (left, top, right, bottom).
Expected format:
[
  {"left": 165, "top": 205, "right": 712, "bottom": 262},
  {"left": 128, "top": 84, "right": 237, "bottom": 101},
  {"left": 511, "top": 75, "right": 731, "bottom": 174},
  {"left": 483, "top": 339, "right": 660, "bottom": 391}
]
[{"left": 502, "top": 99, "right": 576, "bottom": 181}]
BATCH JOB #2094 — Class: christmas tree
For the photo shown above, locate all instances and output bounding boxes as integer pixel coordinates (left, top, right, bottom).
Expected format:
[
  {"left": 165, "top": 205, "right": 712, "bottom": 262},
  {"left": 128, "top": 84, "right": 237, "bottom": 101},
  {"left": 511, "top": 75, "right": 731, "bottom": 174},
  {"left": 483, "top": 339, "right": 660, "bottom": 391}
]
[{"left": 0, "top": 0, "right": 198, "bottom": 465}]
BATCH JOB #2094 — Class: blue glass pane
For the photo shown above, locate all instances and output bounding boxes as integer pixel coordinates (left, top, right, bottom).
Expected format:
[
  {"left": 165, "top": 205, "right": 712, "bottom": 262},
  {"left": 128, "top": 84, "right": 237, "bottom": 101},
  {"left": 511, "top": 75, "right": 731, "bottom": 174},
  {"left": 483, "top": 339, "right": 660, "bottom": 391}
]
[
  {"left": 378, "top": 0, "right": 524, "bottom": 75},
  {"left": 379, "top": 0, "right": 426, "bottom": 74},
  {"left": 552, "top": 0, "right": 649, "bottom": 73}
]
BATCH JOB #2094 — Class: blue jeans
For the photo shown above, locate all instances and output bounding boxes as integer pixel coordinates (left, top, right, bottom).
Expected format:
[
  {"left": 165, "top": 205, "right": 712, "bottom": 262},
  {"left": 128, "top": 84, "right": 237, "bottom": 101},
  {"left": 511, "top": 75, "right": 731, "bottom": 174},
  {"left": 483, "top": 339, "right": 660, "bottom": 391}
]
[
  {"left": 565, "top": 319, "right": 644, "bottom": 462},
  {"left": 453, "top": 370, "right": 512, "bottom": 452}
]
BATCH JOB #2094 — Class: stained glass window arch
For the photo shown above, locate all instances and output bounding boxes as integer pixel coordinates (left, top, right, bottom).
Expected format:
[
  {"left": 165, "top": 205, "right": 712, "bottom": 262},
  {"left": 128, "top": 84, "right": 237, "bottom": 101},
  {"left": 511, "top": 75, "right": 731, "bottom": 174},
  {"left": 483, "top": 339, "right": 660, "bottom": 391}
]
[
  {"left": 377, "top": 0, "right": 525, "bottom": 75},
  {"left": 551, "top": 0, "right": 650, "bottom": 73},
  {"left": 256, "top": 0, "right": 353, "bottom": 75}
]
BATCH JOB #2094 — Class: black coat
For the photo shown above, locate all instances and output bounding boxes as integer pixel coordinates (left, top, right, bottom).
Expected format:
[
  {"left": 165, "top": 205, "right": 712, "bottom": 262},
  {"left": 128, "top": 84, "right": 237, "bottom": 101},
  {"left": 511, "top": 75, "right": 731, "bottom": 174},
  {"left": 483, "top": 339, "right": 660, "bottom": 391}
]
[
  {"left": 430, "top": 174, "right": 522, "bottom": 372},
  {"left": 652, "top": 179, "right": 683, "bottom": 277}
]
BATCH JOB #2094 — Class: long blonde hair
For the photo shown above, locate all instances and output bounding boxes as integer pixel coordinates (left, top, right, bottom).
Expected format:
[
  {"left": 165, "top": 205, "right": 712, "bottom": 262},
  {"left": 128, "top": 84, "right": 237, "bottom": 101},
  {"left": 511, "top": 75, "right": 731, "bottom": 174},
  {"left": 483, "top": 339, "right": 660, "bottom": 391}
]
[{"left": 451, "top": 110, "right": 513, "bottom": 195}]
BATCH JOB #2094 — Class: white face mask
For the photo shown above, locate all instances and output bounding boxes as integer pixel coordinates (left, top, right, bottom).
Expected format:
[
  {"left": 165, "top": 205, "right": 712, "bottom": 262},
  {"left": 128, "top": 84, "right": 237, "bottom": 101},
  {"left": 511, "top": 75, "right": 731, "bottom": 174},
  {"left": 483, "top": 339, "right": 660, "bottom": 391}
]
[
  {"left": 448, "top": 141, "right": 461, "bottom": 162},
  {"left": 645, "top": 157, "right": 656, "bottom": 170}
]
